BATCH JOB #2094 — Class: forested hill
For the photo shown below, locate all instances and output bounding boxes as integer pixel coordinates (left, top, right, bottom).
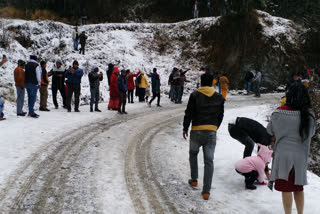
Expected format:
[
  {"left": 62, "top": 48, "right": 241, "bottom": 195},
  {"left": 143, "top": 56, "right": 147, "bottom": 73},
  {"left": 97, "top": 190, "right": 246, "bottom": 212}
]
[{"left": 0, "top": 0, "right": 319, "bottom": 27}]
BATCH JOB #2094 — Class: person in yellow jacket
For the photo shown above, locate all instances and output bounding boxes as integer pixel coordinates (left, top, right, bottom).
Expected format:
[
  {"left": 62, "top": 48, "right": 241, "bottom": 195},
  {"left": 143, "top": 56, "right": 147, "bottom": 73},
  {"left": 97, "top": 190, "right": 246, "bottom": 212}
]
[
  {"left": 219, "top": 74, "right": 229, "bottom": 99},
  {"left": 138, "top": 71, "right": 150, "bottom": 102}
]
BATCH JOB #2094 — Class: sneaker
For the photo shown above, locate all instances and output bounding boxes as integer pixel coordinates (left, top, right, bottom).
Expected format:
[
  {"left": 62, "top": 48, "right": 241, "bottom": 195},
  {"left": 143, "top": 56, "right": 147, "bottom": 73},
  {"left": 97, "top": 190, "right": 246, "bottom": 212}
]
[
  {"left": 17, "top": 112, "right": 26, "bottom": 116},
  {"left": 95, "top": 109, "right": 102, "bottom": 112},
  {"left": 90, "top": 108, "right": 93, "bottom": 112},
  {"left": 75, "top": 109, "right": 80, "bottom": 112},
  {"left": 118, "top": 111, "right": 123, "bottom": 114},
  {"left": 44, "top": 108, "right": 50, "bottom": 111},
  {"left": 157, "top": 104, "right": 162, "bottom": 107},
  {"left": 0, "top": 117, "right": 6, "bottom": 121},
  {"left": 55, "top": 106, "right": 59, "bottom": 109},
  {"left": 188, "top": 179, "right": 198, "bottom": 187},
  {"left": 202, "top": 192, "right": 210, "bottom": 200},
  {"left": 122, "top": 111, "right": 128, "bottom": 114},
  {"left": 63, "top": 106, "right": 67, "bottom": 109},
  {"left": 39, "top": 107, "right": 46, "bottom": 111}
]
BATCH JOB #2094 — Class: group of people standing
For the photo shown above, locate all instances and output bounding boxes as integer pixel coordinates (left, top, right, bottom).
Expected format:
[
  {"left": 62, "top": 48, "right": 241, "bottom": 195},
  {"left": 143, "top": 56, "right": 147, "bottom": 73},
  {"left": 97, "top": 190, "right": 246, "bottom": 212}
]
[
  {"left": 107, "top": 65, "right": 162, "bottom": 114},
  {"left": 183, "top": 71, "right": 315, "bottom": 214}
]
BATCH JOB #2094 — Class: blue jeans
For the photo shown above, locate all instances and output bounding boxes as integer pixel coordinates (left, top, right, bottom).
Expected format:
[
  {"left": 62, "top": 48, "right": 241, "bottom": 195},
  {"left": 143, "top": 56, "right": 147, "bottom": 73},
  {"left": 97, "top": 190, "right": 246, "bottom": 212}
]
[
  {"left": 25, "top": 83, "right": 38, "bottom": 114},
  {"left": 73, "top": 39, "right": 79, "bottom": 50},
  {"left": 16, "top": 86, "right": 25, "bottom": 114},
  {"left": 246, "top": 81, "right": 251, "bottom": 93},
  {"left": 189, "top": 130, "right": 217, "bottom": 193}
]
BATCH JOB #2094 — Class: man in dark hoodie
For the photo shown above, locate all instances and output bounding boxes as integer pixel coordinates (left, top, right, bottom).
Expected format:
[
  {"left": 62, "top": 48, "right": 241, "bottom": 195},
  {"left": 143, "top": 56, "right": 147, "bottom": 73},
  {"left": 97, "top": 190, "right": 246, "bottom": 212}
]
[
  {"left": 183, "top": 72, "right": 225, "bottom": 200},
  {"left": 228, "top": 117, "right": 271, "bottom": 158},
  {"left": 88, "top": 67, "right": 103, "bottom": 112}
]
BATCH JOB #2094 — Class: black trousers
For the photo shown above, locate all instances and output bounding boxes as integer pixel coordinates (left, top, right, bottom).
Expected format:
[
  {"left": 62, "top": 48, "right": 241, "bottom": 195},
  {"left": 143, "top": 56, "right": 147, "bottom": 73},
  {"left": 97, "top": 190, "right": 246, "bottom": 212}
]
[
  {"left": 52, "top": 84, "right": 66, "bottom": 107},
  {"left": 67, "top": 84, "right": 81, "bottom": 111},
  {"left": 79, "top": 45, "right": 85, "bottom": 55},
  {"left": 228, "top": 124, "right": 255, "bottom": 158},
  {"left": 128, "top": 90, "right": 134, "bottom": 103},
  {"left": 149, "top": 92, "right": 160, "bottom": 105},
  {"left": 119, "top": 91, "right": 127, "bottom": 112},
  {"left": 236, "top": 169, "right": 259, "bottom": 186},
  {"left": 138, "top": 88, "right": 145, "bottom": 102}
]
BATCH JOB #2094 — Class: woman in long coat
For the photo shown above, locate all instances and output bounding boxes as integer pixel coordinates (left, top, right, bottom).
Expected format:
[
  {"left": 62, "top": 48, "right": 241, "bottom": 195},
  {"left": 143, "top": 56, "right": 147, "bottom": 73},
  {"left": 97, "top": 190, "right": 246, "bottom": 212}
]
[
  {"left": 267, "top": 82, "right": 315, "bottom": 214},
  {"left": 108, "top": 66, "right": 120, "bottom": 110}
]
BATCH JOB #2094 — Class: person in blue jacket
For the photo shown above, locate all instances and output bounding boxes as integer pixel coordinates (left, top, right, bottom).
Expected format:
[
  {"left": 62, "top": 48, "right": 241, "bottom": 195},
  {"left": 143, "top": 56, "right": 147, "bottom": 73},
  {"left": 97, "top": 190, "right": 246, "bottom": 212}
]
[
  {"left": 65, "top": 60, "right": 83, "bottom": 112},
  {"left": 117, "top": 70, "right": 128, "bottom": 114}
]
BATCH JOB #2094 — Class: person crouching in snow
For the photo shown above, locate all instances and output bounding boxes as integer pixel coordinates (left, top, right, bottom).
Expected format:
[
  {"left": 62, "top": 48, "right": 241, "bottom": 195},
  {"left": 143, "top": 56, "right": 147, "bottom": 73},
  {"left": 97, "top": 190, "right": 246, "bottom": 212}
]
[
  {"left": 235, "top": 144, "right": 272, "bottom": 190},
  {"left": 117, "top": 70, "right": 128, "bottom": 114},
  {"left": 0, "top": 96, "right": 5, "bottom": 120}
]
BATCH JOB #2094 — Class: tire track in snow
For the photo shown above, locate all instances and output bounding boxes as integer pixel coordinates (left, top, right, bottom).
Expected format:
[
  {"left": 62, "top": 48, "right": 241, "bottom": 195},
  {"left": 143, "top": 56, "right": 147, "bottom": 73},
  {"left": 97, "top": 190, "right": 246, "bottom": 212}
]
[
  {"left": 125, "top": 108, "right": 184, "bottom": 214},
  {"left": 0, "top": 106, "right": 184, "bottom": 213}
]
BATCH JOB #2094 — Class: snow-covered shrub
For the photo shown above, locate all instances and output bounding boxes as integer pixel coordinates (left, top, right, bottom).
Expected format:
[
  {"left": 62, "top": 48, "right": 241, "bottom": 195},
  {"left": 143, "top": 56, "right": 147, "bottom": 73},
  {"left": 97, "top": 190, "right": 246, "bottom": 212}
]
[{"left": 0, "top": 21, "right": 11, "bottom": 48}]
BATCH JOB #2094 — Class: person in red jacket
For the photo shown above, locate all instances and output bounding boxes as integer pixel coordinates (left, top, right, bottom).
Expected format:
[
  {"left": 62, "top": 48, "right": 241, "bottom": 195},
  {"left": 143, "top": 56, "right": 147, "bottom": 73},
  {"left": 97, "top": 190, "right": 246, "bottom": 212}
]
[
  {"left": 126, "top": 69, "right": 140, "bottom": 103},
  {"left": 108, "top": 66, "right": 120, "bottom": 110}
]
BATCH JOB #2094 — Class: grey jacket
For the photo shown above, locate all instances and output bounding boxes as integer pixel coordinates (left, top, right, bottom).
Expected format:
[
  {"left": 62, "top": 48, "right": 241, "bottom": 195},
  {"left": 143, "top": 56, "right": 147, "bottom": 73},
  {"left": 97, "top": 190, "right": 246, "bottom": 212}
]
[{"left": 267, "top": 108, "right": 315, "bottom": 185}]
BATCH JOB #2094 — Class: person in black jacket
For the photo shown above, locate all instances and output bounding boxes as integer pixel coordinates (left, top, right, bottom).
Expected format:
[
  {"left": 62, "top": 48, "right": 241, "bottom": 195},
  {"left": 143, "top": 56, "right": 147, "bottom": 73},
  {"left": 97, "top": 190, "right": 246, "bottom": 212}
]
[
  {"left": 228, "top": 117, "right": 272, "bottom": 158},
  {"left": 183, "top": 72, "right": 225, "bottom": 200},
  {"left": 50, "top": 59, "right": 66, "bottom": 109},
  {"left": 106, "top": 63, "right": 114, "bottom": 86},
  {"left": 117, "top": 70, "right": 128, "bottom": 114},
  {"left": 244, "top": 71, "right": 254, "bottom": 94},
  {"left": 89, "top": 67, "right": 103, "bottom": 112}
]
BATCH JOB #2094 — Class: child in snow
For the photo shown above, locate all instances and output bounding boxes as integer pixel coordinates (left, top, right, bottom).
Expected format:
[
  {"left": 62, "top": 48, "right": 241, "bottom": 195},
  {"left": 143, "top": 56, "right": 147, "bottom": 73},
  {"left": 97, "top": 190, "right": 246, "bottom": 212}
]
[
  {"left": 0, "top": 96, "right": 5, "bottom": 120},
  {"left": 235, "top": 144, "right": 272, "bottom": 190}
]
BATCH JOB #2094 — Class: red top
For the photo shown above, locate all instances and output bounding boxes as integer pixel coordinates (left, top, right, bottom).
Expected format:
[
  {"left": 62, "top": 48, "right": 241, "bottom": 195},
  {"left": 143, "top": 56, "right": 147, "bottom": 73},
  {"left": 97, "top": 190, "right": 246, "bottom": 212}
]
[
  {"left": 277, "top": 105, "right": 295, "bottom": 110},
  {"left": 127, "top": 71, "right": 141, "bottom": 91}
]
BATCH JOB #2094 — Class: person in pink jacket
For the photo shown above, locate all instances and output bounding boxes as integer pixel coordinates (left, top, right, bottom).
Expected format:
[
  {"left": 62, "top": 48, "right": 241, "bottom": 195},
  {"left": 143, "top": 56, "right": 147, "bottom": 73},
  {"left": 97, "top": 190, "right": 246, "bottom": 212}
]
[{"left": 235, "top": 144, "right": 272, "bottom": 190}]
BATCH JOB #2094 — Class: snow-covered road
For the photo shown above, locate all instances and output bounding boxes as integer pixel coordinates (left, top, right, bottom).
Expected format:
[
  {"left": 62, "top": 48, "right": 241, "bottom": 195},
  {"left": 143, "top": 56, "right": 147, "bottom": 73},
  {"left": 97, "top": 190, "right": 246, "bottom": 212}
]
[{"left": 1, "top": 94, "right": 320, "bottom": 214}]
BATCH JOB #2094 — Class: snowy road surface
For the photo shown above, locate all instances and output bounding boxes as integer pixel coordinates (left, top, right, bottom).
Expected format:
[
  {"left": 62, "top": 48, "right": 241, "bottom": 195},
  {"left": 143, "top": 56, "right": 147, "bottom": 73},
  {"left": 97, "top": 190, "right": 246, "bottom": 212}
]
[{"left": 0, "top": 94, "right": 320, "bottom": 214}]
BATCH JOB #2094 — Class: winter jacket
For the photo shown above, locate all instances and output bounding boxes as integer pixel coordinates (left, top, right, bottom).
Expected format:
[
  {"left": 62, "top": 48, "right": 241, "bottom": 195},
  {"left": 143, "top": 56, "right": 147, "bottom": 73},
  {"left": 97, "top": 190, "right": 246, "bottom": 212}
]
[
  {"left": 41, "top": 67, "right": 49, "bottom": 86},
  {"left": 14, "top": 66, "right": 25, "bottom": 88},
  {"left": 138, "top": 74, "right": 149, "bottom": 89},
  {"left": 88, "top": 67, "right": 103, "bottom": 88},
  {"left": 65, "top": 67, "right": 83, "bottom": 85},
  {"left": 50, "top": 65, "right": 66, "bottom": 88},
  {"left": 235, "top": 144, "right": 273, "bottom": 183},
  {"left": 127, "top": 71, "right": 140, "bottom": 91},
  {"left": 245, "top": 71, "right": 254, "bottom": 82},
  {"left": 109, "top": 67, "right": 120, "bottom": 98},
  {"left": 79, "top": 33, "right": 87, "bottom": 45},
  {"left": 118, "top": 75, "right": 128, "bottom": 92},
  {"left": 151, "top": 74, "right": 161, "bottom": 93},
  {"left": 25, "top": 60, "right": 41, "bottom": 86},
  {"left": 72, "top": 30, "right": 79, "bottom": 40},
  {"left": 219, "top": 76, "right": 229, "bottom": 90},
  {"left": 230, "top": 117, "right": 271, "bottom": 146},
  {"left": 254, "top": 71, "right": 262, "bottom": 83},
  {"left": 267, "top": 107, "right": 315, "bottom": 185},
  {"left": 172, "top": 71, "right": 181, "bottom": 86},
  {"left": 183, "top": 87, "right": 225, "bottom": 132}
]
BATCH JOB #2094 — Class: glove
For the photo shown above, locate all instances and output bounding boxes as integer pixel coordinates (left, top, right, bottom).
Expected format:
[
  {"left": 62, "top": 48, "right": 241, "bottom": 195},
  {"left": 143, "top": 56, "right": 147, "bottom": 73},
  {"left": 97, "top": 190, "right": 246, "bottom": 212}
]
[{"left": 268, "top": 181, "right": 274, "bottom": 191}]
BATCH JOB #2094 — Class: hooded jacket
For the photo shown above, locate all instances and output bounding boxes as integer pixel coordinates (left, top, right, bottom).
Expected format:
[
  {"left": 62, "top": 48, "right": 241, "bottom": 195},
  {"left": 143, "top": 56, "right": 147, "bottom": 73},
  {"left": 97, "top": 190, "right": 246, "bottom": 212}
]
[
  {"left": 14, "top": 66, "right": 25, "bottom": 88},
  {"left": 183, "top": 86, "right": 224, "bottom": 132},
  {"left": 138, "top": 74, "right": 149, "bottom": 89},
  {"left": 109, "top": 67, "right": 120, "bottom": 98},
  {"left": 65, "top": 67, "right": 83, "bottom": 85},
  {"left": 235, "top": 144, "right": 273, "bottom": 183},
  {"left": 88, "top": 67, "right": 103, "bottom": 88}
]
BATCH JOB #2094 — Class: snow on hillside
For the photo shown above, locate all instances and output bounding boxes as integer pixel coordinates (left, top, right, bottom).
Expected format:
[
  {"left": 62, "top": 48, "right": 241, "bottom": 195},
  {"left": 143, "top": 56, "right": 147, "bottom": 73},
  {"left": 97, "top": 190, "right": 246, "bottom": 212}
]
[{"left": 0, "top": 11, "right": 300, "bottom": 117}]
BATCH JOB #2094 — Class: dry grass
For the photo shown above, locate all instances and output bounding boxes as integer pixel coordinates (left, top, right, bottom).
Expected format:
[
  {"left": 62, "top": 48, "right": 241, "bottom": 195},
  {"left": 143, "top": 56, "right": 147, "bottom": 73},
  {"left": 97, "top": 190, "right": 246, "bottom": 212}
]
[{"left": 0, "top": 7, "right": 66, "bottom": 23}]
